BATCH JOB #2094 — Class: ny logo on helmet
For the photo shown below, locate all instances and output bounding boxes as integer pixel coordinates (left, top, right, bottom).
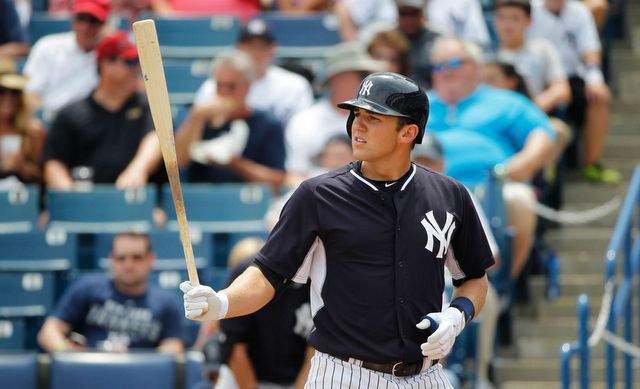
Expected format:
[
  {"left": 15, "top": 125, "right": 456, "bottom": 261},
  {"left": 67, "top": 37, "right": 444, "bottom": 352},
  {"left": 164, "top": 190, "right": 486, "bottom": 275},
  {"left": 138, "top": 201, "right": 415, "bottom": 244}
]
[
  {"left": 421, "top": 211, "right": 456, "bottom": 258},
  {"left": 359, "top": 80, "right": 374, "bottom": 96}
]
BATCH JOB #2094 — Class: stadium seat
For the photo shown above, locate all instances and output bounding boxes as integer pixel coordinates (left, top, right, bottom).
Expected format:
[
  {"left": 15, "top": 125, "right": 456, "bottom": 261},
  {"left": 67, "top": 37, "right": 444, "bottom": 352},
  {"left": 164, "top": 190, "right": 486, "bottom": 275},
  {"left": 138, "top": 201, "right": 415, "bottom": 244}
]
[
  {"left": 50, "top": 352, "right": 176, "bottom": 389},
  {"left": 162, "top": 183, "right": 271, "bottom": 234},
  {"left": 0, "top": 307, "right": 46, "bottom": 350},
  {"left": 92, "top": 230, "right": 212, "bottom": 270},
  {"left": 47, "top": 185, "right": 156, "bottom": 233},
  {"left": 184, "top": 351, "right": 206, "bottom": 389},
  {"left": 145, "top": 15, "right": 241, "bottom": 59},
  {"left": 0, "top": 184, "right": 38, "bottom": 233},
  {"left": 172, "top": 103, "right": 192, "bottom": 128},
  {"left": 164, "top": 60, "right": 211, "bottom": 105},
  {"left": 28, "top": 13, "right": 71, "bottom": 44},
  {"left": 0, "top": 353, "right": 38, "bottom": 389},
  {"left": 0, "top": 271, "right": 57, "bottom": 312},
  {"left": 0, "top": 230, "right": 78, "bottom": 271},
  {"left": 260, "top": 13, "right": 341, "bottom": 58},
  {"left": 0, "top": 318, "right": 26, "bottom": 350}
]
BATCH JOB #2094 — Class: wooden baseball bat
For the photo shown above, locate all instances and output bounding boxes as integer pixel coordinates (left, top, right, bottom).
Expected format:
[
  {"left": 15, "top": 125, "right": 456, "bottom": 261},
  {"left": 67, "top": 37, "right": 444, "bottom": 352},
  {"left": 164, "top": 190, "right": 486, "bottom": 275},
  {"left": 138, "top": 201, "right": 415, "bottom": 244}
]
[{"left": 133, "top": 19, "right": 200, "bottom": 286}]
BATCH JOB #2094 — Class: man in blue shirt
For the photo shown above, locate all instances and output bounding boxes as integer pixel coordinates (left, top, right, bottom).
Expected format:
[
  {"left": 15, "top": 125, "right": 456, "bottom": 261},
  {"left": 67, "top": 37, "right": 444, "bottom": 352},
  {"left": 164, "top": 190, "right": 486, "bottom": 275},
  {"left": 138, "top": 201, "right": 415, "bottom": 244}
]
[
  {"left": 37, "top": 232, "right": 184, "bottom": 353},
  {"left": 427, "top": 36, "right": 554, "bottom": 282}
]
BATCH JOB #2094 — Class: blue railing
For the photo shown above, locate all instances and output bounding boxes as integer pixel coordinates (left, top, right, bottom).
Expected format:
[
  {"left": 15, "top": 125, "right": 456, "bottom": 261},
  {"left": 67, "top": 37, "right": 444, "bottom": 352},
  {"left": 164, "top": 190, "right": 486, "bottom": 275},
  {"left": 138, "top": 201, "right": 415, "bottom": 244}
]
[{"left": 561, "top": 165, "right": 640, "bottom": 389}]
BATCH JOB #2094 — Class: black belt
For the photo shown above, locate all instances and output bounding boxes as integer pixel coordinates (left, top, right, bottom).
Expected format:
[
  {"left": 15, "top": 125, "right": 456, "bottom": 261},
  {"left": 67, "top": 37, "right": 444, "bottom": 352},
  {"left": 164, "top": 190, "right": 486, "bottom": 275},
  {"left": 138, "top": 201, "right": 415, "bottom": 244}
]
[{"left": 333, "top": 355, "right": 438, "bottom": 377}]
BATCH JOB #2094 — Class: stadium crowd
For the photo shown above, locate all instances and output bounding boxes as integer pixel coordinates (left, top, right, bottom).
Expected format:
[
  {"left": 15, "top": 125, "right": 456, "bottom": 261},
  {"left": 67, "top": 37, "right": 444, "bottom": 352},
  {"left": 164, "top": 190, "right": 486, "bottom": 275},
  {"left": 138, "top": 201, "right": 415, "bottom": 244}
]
[{"left": 0, "top": 0, "right": 623, "bottom": 388}]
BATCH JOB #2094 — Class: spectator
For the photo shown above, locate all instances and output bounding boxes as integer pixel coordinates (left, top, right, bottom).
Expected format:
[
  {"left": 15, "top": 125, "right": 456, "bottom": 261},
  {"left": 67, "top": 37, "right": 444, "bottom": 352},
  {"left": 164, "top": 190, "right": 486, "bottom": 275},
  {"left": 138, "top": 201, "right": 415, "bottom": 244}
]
[
  {"left": 195, "top": 19, "right": 314, "bottom": 128},
  {"left": 0, "top": 71, "right": 45, "bottom": 184},
  {"left": 25, "top": 0, "right": 110, "bottom": 116},
  {"left": 42, "top": 31, "right": 162, "bottom": 190},
  {"left": 529, "top": 0, "right": 620, "bottom": 184},
  {"left": 395, "top": 0, "right": 441, "bottom": 90},
  {"left": 0, "top": 0, "right": 29, "bottom": 59},
  {"left": 176, "top": 49, "right": 286, "bottom": 191},
  {"left": 158, "top": 0, "right": 260, "bottom": 21},
  {"left": 367, "top": 29, "right": 411, "bottom": 76},
  {"left": 427, "top": 36, "right": 555, "bottom": 281},
  {"left": 426, "top": 0, "right": 492, "bottom": 49},
  {"left": 284, "top": 41, "right": 384, "bottom": 183},
  {"left": 48, "top": 0, "right": 173, "bottom": 20},
  {"left": 218, "top": 254, "right": 313, "bottom": 389},
  {"left": 335, "top": 0, "right": 398, "bottom": 41},
  {"left": 266, "top": 0, "right": 333, "bottom": 13},
  {"left": 37, "top": 232, "right": 185, "bottom": 354}
]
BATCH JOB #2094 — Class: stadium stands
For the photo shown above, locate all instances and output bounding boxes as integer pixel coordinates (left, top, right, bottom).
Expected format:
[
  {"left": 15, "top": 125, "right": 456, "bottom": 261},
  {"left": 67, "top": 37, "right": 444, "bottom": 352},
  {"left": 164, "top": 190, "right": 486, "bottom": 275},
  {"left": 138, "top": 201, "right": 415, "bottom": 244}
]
[
  {"left": 163, "top": 59, "right": 211, "bottom": 105},
  {"left": 0, "top": 185, "right": 39, "bottom": 233},
  {"left": 47, "top": 185, "right": 156, "bottom": 233},
  {"left": 49, "top": 352, "right": 176, "bottom": 389}
]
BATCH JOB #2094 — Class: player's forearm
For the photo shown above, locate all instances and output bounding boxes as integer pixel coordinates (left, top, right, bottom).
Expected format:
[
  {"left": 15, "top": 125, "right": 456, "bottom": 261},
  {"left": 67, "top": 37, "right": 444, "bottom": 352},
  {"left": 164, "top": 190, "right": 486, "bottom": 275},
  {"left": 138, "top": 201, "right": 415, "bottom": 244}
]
[
  {"left": 44, "top": 160, "right": 74, "bottom": 190},
  {"left": 507, "top": 130, "right": 554, "bottom": 181},
  {"left": 451, "top": 274, "right": 489, "bottom": 320},
  {"left": 222, "top": 266, "right": 276, "bottom": 319}
]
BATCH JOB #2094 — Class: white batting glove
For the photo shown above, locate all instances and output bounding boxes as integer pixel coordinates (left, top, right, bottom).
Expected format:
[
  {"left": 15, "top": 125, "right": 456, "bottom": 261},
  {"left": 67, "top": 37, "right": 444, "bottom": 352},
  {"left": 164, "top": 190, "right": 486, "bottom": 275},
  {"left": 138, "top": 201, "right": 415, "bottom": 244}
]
[
  {"left": 179, "top": 281, "right": 229, "bottom": 321},
  {"left": 416, "top": 307, "right": 465, "bottom": 359}
]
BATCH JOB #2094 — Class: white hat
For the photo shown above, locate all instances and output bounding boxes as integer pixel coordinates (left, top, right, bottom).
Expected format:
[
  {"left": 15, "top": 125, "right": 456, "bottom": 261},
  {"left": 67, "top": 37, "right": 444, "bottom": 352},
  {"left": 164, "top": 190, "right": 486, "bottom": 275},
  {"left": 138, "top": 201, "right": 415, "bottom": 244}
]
[{"left": 324, "top": 42, "right": 386, "bottom": 81}]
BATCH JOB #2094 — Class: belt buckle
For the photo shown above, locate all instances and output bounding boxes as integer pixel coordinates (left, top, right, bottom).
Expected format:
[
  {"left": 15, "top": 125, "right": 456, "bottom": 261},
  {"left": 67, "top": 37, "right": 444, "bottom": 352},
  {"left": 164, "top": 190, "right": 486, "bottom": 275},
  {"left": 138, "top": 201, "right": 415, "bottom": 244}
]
[{"left": 392, "top": 362, "right": 403, "bottom": 378}]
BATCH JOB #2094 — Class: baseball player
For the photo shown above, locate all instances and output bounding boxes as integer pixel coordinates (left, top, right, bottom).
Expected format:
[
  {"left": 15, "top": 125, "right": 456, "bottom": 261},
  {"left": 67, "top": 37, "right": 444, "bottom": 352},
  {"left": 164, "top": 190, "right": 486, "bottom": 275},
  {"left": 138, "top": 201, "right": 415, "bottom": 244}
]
[{"left": 181, "top": 72, "right": 494, "bottom": 388}]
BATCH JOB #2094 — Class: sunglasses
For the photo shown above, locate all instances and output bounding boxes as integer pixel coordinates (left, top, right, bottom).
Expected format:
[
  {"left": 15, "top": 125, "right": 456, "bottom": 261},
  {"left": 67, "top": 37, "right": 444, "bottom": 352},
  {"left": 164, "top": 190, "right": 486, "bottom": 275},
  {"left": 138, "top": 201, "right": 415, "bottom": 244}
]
[
  {"left": 108, "top": 57, "right": 139, "bottom": 67},
  {"left": 432, "top": 58, "right": 469, "bottom": 73},
  {"left": 113, "top": 253, "right": 146, "bottom": 262},
  {"left": 398, "top": 8, "right": 421, "bottom": 17},
  {"left": 0, "top": 87, "right": 21, "bottom": 97},
  {"left": 74, "top": 13, "right": 104, "bottom": 26}
]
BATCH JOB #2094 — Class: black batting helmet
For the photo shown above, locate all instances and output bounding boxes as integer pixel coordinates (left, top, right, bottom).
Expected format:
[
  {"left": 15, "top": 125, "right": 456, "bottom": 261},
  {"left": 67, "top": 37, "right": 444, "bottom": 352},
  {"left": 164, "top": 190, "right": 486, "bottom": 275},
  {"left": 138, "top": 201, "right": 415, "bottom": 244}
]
[{"left": 337, "top": 72, "right": 429, "bottom": 144}]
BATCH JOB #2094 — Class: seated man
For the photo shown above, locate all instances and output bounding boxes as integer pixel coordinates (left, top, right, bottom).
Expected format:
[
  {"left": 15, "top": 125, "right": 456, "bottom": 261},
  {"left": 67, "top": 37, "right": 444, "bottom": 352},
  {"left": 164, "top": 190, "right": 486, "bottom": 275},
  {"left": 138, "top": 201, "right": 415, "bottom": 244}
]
[
  {"left": 42, "top": 31, "right": 162, "bottom": 190},
  {"left": 24, "top": 0, "right": 110, "bottom": 116},
  {"left": 427, "top": 36, "right": 555, "bottom": 282},
  {"left": 175, "top": 49, "right": 286, "bottom": 192},
  {"left": 37, "top": 232, "right": 184, "bottom": 353}
]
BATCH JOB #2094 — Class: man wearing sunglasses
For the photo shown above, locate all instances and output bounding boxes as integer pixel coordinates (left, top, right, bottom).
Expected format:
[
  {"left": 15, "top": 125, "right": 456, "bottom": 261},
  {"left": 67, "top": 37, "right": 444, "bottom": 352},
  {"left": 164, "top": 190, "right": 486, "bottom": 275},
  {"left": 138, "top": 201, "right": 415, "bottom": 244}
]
[
  {"left": 43, "top": 31, "right": 162, "bottom": 190},
  {"left": 38, "top": 232, "right": 185, "bottom": 354},
  {"left": 24, "top": 0, "right": 110, "bottom": 115}
]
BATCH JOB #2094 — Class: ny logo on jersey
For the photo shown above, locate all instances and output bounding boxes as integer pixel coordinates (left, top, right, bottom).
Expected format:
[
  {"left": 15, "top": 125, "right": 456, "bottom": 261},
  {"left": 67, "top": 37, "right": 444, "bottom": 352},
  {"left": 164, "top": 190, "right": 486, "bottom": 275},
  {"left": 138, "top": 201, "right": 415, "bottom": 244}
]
[
  {"left": 359, "top": 80, "right": 374, "bottom": 96},
  {"left": 420, "top": 211, "right": 456, "bottom": 258}
]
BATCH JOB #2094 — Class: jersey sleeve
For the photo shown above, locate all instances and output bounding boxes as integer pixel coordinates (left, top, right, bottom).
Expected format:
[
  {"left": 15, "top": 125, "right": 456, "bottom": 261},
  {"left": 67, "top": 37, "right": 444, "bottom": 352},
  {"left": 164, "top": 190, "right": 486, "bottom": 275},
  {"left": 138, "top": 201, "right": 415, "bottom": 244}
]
[
  {"left": 41, "top": 106, "right": 75, "bottom": 165},
  {"left": 254, "top": 181, "right": 320, "bottom": 282},
  {"left": 445, "top": 182, "right": 495, "bottom": 285},
  {"left": 52, "top": 277, "right": 94, "bottom": 328}
]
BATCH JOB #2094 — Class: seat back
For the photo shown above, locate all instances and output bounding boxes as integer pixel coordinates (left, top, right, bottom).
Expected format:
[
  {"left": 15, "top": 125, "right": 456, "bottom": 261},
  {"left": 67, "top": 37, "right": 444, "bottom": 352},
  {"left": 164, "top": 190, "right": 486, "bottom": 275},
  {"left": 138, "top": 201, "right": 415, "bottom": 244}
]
[
  {"left": 50, "top": 352, "right": 176, "bottom": 389},
  {"left": 47, "top": 185, "right": 156, "bottom": 233},
  {"left": 162, "top": 183, "right": 271, "bottom": 233},
  {"left": 28, "top": 13, "right": 71, "bottom": 44},
  {"left": 0, "top": 353, "right": 38, "bottom": 389},
  {"left": 184, "top": 351, "right": 206, "bottom": 389},
  {"left": 261, "top": 13, "right": 341, "bottom": 57},
  {"left": 0, "top": 230, "right": 78, "bottom": 271},
  {"left": 0, "top": 185, "right": 39, "bottom": 233},
  {"left": 164, "top": 60, "right": 211, "bottom": 105},
  {"left": 147, "top": 15, "right": 241, "bottom": 59},
  {"left": 92, "top": 230, "right": 212, "bottom": 270},
  {"left": 0, "top": 272, "right": 57, "bottom": 312}
]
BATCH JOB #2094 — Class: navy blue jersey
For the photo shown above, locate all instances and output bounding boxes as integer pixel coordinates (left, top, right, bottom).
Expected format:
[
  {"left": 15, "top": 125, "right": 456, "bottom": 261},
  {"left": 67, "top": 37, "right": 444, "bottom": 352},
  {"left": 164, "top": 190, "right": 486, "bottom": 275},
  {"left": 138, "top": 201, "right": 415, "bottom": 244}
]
[{"left": 255, "top": 162, "right": 494, "bottom": 363}]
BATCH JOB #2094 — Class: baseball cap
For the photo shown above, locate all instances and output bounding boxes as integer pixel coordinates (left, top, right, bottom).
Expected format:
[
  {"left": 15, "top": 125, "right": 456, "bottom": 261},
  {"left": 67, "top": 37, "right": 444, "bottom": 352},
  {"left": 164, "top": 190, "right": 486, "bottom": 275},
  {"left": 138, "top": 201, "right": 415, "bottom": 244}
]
[
  {"left": 412, "top": 133, "right": 443, "bottom": 161},
  {"left": 238, "top": 19, "right": 274, "bottom": 44},
  {"left": 72, "top": 0, "right": 110, "bottom": 23},
  {"left": 96, "top": 31, "right": 138, "bottom": 62},
  {"left": 324, "top": 42, "right": 386, "bottom": 81},
  {"left": 396, "top": 0, "right": 427, "bottom": 9}
]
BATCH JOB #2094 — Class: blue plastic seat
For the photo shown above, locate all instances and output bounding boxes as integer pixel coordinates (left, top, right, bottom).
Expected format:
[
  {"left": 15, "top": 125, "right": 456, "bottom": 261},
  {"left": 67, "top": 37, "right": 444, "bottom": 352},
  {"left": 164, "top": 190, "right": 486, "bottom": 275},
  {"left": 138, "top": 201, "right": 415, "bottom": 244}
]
[
  {"left": 0, "top": 185, "right": 39, "bottom": 233},
  {"left": 260, "top": 13, "right": 341, "bottom": 58},
  {"left": 184, "top": 351, "right": 206, "bottom": 389},
  {"left": 0, "top": 230, "right": 78, "bottom": 271},
  {"left": 47, "top": 185, "right": 156, "bottom": 233},
  {"left": 145, "top": 15, "right": 241, "bottom": 59},
  {"left": 162, "top": 183, "right": 271, "bottom": 234},
  {"left": 164, "top": 60, "right": 211, "bottom": 105},
  {"left": 0, "top": 353, "right": 38, "bottom": 389},
  {"left": 92, "top": 230, "right": 213, "bottom": 270},
  {"left": 28, "top": 13, "right": 71, "bottom": 44},
  {"left": 50, "top": 352, "right": 176, "bottom": 389}
]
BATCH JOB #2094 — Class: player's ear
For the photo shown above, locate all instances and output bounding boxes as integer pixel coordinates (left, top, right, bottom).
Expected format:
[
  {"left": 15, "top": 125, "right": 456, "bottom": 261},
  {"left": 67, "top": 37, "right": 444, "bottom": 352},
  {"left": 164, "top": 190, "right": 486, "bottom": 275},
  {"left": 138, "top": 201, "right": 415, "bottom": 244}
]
[{"left": 399, "top": 123, "right": 419, "bottom": 145}]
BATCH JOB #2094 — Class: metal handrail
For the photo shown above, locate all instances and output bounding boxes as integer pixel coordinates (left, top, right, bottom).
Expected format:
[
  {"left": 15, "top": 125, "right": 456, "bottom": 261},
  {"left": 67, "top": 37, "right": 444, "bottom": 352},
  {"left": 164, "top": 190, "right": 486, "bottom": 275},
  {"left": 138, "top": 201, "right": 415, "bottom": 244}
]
[{"left": 560, "top": 165, "right": 640, "bottom": 389}]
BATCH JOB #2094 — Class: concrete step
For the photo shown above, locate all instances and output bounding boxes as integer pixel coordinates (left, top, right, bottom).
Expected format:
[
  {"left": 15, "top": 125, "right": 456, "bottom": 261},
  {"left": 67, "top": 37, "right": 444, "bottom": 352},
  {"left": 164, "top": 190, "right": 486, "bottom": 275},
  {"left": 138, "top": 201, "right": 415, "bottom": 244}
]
[
  {"left": 546, "top": 227, "right": 612, "bottom": 251},
  {"left": 537, "top": 294, "right": 603, "bottom": 317},
  {"left": 493, "top": 357, "right": 640, "bottom": 382},
  {"left": 514, "top": 337, "right": 607, "bottom": 359},
  {"left": 556, "top": 250, "right": 611, "bottom": 274}
]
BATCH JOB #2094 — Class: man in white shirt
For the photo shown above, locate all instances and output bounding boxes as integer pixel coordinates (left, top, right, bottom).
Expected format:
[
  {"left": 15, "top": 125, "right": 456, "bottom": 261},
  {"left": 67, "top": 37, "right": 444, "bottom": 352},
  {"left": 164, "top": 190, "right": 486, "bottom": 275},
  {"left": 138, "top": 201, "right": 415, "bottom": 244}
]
[
  {"left": 194, "top": 19, "right": 314, "bottom": 128},
  {"left": 528, "top": 0, "right": 620, "bottom": 184},
  {"left": 284, "top": 42, "right": 384, "bottom": 183},
  {"left": 23, "top": 0, "right": 110, "bottom": 117}
]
